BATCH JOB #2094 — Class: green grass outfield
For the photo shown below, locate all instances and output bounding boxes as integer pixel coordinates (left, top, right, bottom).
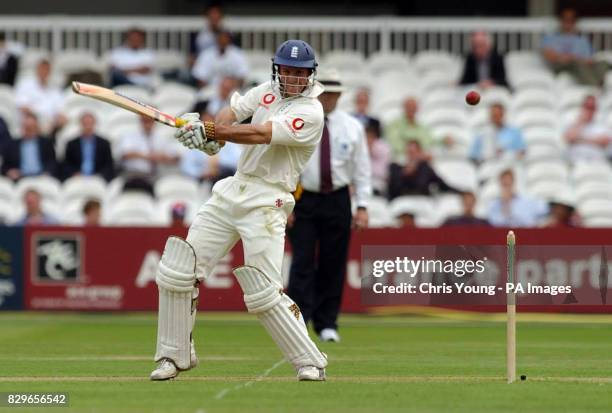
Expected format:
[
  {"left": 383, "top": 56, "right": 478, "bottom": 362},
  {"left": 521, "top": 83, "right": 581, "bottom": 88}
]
[{"left": 1, "top": 311, "right": 611, "bottom": 413}]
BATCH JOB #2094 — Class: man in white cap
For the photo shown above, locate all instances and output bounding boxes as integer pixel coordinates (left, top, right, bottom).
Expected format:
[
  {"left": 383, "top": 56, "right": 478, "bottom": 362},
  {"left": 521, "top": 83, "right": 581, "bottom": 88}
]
[{"left": 287, "top": 68, "right": 372, "bottom": 342}]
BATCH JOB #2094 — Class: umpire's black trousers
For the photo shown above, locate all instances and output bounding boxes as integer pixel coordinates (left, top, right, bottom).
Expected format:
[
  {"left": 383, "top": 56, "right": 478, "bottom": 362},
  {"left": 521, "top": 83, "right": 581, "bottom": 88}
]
[{"left": 287, "top": 186, "right": 352, "bottom": 334}]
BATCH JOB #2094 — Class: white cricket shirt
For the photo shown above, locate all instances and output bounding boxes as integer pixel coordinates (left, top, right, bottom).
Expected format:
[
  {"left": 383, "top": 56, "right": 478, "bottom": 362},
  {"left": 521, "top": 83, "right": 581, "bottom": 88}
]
[{"left": 230, "top": 81, "right": 325, "bottom": 192}]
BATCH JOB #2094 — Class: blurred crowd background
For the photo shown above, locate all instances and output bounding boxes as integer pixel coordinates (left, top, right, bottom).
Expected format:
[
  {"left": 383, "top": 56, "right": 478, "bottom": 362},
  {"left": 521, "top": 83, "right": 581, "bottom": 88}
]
[{"left": 0, "top": 2, "right": 611, "bottom": 228}]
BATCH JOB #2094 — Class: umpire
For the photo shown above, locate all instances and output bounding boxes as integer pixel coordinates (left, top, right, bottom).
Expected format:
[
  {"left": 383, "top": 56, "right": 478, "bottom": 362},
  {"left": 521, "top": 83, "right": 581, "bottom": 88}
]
[{"left": 288, "top": 69, "right": 372, "bottom": 342}]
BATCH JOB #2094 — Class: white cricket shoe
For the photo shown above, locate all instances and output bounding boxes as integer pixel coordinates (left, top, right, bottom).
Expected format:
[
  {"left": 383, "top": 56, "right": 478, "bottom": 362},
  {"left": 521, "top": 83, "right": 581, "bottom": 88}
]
[
  {"left": 319, "top": 328, "right": 340, "bottom": 343},
  {"left": 150, "top": 359, "right": 178, "bottom": 381},
  {"left": 150, "top": 341, "right": 198, "bottom": 381},
  {"left": 297, "top": 365, "right": 326, "bottom": 381}
]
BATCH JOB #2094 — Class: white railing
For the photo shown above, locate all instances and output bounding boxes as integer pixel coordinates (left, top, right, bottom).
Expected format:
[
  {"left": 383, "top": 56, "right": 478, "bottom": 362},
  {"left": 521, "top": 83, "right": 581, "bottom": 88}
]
[{"left": 1, "top": 15, "right": 612, "bottom": 56}]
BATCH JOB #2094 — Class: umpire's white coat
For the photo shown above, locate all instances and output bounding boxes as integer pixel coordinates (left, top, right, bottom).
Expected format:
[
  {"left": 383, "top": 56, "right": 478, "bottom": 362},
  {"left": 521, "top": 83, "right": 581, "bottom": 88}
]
[{"left": 186, "top": 81, "right": 325, "bottom": 288}]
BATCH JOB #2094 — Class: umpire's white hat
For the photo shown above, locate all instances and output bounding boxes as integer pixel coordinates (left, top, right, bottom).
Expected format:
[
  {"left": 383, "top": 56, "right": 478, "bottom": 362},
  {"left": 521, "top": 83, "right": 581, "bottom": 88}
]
[{"left": 318, "top": 68, "right": 345, "bottom": 93}]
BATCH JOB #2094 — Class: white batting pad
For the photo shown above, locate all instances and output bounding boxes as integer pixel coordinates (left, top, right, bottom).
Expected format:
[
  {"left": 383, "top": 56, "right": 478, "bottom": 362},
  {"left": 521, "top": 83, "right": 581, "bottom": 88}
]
[
  {"left": 154, "top": 237, "right": 198, "bottom": 370},
  {"left": 233, "top": 265, "right": 327, "bottom": 370}
]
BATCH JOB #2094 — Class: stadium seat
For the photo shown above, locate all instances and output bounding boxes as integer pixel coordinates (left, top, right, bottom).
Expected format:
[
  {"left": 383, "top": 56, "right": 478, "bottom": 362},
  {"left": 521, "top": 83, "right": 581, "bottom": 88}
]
[
  {"left": 55, "top": 122, "right": 82, "bottom": 160},
  {"left": 526, "top": 180, "right": 568, "bottom": 201},
  {"left": 364, "top": 196, "right": 394, "bottom": 228},
  {"left": 19, "top": 48, "right": 51, "bottom": 72},
  {"left": 105, "top": 192, "right": 158, "bottom": 226},
  {"left": 154, "top": 174, "right": 199, "bottom": 200},
  {"left": 54, "top": 49, "right": 99, "bottom": 75},
  {"left": 505, "top": 51, "right": 546, "bottom": 72},
  {"left": 575, "top": 181, "right": 612, "bottom": 202},
  {"left": 112, "top": 85, "right": 151, "bottom": 105},
  {"left": 522, "top": 127, "right": 562, "bottom": 148},
  {"left": 419, "top": 71, "right": 458, "bottom": 92},
  {"left": 572, "top": 162, "right": 612, "bottom": 184},
  {"left": 155, "top": 197, "right": 200, "bottom": 226},
  {"left": 62, "top": 175, "right": 108, "bottom": 204},
  {"left": 480, "top": 86, "right": 512, "bottom": 107},
  {"left": 433, "top": 159, "right": 477, "bottom": 191},
  {"left": 322, "top": 50, "right": 365, "bottom": 72},
  {"left": 365, "top": 51, "right": 411, "bottom": 75},
  {"left": 559, "top": 87, "right": 596, "bottom": 112},
  {"left": 510, "top": 89, "right": 557, "bottom": 113},
  {"left": 339, "top": 71, "right": 371, "bottom": 91},
  {"left": 244, "top": 50, "right": 272, "bottom": 71},
  {"left": 508, "top": 71, "right": 555, "bottom": 91},
  {"left": 0, "top": 177, "right": 14, "bottom": 205},
  {"left": 583, "top": 216, "right": 612, "bottom": 228},
  {"left": 525, "top": 162, "right": 569, "bottom": 186},
  {"left": 15, "top": 176, "right": 61, "bottom": 203},
  {"left": 512, "top": 109, "right": 558, "bottom": 130},
  {"left": 578, "top": 199, "right": 612, "bottom": 223},
  {"left": 152, "top": 82, "right": 197, "bottom": 112},
  {"left": 421, "top": 88, "right": 461, "bottom": 112},
  {"left": 0, "top": 202, "right": 13, "bottom": 224},
  {"left": 155, "top": 50, "right": 186, "bottom": 73},
  {"left": 524, "top": 144, "right": 563, "bottom": 163},
  {"left": 420, "top": 107, "right": 467, "bottom": 129},
  {"left": 413, "top": 50, "right": 458, "bottom": 75},
  {"left": 434, "top": 193, "right": 463, "bottom": 223},
  {"left": 389, "top": 195, "right": 435, "bottom": 225}
]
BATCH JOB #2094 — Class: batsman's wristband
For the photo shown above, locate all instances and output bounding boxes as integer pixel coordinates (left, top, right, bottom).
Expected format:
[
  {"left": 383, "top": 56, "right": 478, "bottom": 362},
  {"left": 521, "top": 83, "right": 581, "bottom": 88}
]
[{"left": 203, "top": 121, "right": 216, "bottom": 140}]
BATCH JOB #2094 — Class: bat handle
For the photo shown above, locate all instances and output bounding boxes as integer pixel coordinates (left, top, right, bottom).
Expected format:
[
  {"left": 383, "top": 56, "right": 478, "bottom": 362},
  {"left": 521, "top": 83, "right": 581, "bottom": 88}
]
[{"left": 175, "top": 118, "right": 187, "bottom": 128}]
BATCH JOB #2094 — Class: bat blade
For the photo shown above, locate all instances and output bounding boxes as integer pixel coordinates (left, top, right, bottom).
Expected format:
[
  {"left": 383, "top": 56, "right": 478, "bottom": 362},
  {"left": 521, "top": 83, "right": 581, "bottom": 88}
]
[{"left": 71, "top": 81, "right": 186, "bottom": 128}]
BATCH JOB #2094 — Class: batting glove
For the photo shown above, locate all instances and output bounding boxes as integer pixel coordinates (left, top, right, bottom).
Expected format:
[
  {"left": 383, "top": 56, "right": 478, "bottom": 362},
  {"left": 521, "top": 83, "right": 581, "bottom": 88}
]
[{"left": 175, "top": 113, "right": 222, "bottom": 156}]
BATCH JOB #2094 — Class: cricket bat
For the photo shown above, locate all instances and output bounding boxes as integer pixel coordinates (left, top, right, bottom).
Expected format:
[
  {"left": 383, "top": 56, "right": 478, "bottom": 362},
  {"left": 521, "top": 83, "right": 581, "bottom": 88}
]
[{"left": 71, "top": 81, "right": 187, "bottom": 128}]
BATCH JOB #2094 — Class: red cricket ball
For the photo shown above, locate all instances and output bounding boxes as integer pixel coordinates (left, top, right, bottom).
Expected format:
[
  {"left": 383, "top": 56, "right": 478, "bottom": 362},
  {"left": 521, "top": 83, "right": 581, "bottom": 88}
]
[{"left": 465, "top": 90, "right": 481, "bottom": 106}]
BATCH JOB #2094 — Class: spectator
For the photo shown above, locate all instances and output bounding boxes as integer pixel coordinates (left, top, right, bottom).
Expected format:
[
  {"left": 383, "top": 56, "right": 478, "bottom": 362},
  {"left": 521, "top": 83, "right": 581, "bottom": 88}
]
[
  {"left": 352, "top": 88, "right": 380, "bottom": 129},
  {"left": 488, "top": 169, "right": 547, "bottom": 227},
  {"left": 564, "top": 95, "right": 612, "bottom": 163},
  {"left": 16, "top": 189, "right": 58, "bottom": 226},
  {"left": 459, "top": 31, "right": 507, "bottom": 89},
  {"left": 14, "top": 59, "right": 66, "bottom": 135},
  {"left": 395, "top": 211, "right": 416, "bottom": 228},
  {"left": 365, "top": 118, "right": 390, "bottom": 196},
  {"left": 541, "top": 196, "right": 579, "bottom": 228},
  {"left": 388, "top": 140, "right": 459, "bottom": 198},
  {"left": 385, "top": 97, "right": 435, "bottom": 164},
  {"left": 206, "top": 76, "right": 238, "bottom": 116},
  {"left": 443, "top": 192, "right": 490, "bottom": 226},
  {"left": 192, "top": 3, "right": 225, "bottom": 60},
  {"left": 541, "top": 8, "right": 608, "bottom": 86},
  {"left": 62, "top": 112, "right": 115, "bottom": 181},
  {"left": 192, "top": 30, "right": 249, "bottom": 88},
  {"left": 82, "top": 199, "right": 102, "bottom": 226},
  {"left": 170, "top": 202, "right": 187, "bottom": 228},
  {"left": 117, "top": 116, "right": 180, "bottom": 194},
  {"left": 110, "top": 27, "right": 155, "bottom": 88},
  {"left": 1, "top": 113, "right": 56, "bottom": 180},
  {"left": 469, "top": 102, "right": 525, "bottom": 163},
  {"left": 0, "top": 31, "right": 18, "bottom": 86}
]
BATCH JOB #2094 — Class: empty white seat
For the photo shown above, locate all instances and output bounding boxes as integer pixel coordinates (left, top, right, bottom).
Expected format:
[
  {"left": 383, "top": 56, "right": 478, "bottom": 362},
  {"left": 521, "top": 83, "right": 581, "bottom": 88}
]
[
  {"left": 155, "top": 50, "right": 186, "bottom": 72},
  {"left": 578, "top": 199, "right": 612, "bottom": 221},
  {"left": 0, "top": 177, "right": 14, "bottom": 205},
  {"left": 560, "top": 87, "right": 595, "bottom": 112},
  {"left": 244, "top": 50, "right": 272, "bottom": 71},
  {"left": 112, "top": 85, "right": 151, "bottom": 105},
  {"left": 525, "top": 162, "right": 569, "bottom": 185},
  {"left": 510, "top": 89, "right": 557, "bottom": 113},
  {"left": 413, "top": 51, "right": 458, "bottom": 75},
  {"left": 583, "top": 216, "right": 612, "bottom": 227},
  {"left": 389, "top": 195, "right": 434, "bottom": 222},
  {"left": 421, "top": 88, "right": 461, "bottom": 112},
  {"left": 322, "top": 50, "right": 365, "bottom": 72},
  {"left": 435, "top": 193, "right": 463, "bottom": 223},
  {"left": 366, "top": 51, "right": 410, "bottom": 75},
  {"left": 54, "top": 49, "right": 99, "bottom": 74},
  {"left": 154, "top": 174, "right": 199, "bottom": 200},
  {"left": 481, "top": 86, "right": 512, "bottom": 107},
  {"left": 526, "top": 180, "right": 568, "bottom": 200},
  {"left": 364, "top": 196, "right": 394, "bottom": 228},
  {"left": 105, "top": 193, "right": 157, "bottom": 226},
  {"left": 512, "top": 109, "right": 558, "bottom": 130},
  {"left": 433, "top": 159, "right": 478, "bottom": 191},
  {"left": 572, "top": 162, "right": 612, "bottom": 183},
  {"left": 420, "top": 108, "right": 467, "bottom": 129},
  {"left": 62, "top": 175, "right": 107, "bottom": 204},
  {"left": 153, "top": 82, "right": 197, "bottom": 110},
  {"left": 575, "top": 181, "right": 612, "bottom": 202}
]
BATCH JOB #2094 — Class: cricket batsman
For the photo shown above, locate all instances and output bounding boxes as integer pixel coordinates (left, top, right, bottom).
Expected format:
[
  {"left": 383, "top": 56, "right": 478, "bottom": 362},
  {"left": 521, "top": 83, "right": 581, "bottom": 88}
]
[{"left": 150, "top": 40, "right": 328, "bottom": 381}]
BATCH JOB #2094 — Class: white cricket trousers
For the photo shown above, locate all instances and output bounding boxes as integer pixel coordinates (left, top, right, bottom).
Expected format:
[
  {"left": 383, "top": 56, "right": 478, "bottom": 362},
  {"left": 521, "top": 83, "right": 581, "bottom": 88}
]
[{"left": 187, "top": 173, "right": 296, "bottom": 287}]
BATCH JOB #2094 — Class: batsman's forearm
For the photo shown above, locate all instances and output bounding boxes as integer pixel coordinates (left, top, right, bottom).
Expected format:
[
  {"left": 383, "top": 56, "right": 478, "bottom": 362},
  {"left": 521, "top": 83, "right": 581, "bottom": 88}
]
[{"left": 214, "top": 122, "right": 272, "bottom": 145}]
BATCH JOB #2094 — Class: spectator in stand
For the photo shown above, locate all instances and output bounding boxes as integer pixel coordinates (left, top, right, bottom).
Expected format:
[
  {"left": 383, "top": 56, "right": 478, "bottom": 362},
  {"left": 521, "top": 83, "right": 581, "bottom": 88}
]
[
  {"left": 170, "top": 202, "right": 187, "bottom": 228},
  {"left": 191, "top": 3, "right": 225, "bottom": 61},
  {"left": 388, "top": 140, "right": 459, "bottom": 199},
  {"left": 443, "top": 191, "right": 490, "bottom": 226},
  {"left": 395, "top": 211, "right": 416, "bottom": 228},
  {"left": 385, "top": 97, "right": 434, "bottom": 164},
  {"left": 541, "top": 8, "right": 608, "bottom": 86},
  {"left": 0, "top": 31, "right": 18, "bottom": 86},
  {"left": 488, "top": 169, "right": 547, "bottom": 227},
  {"left": 16, "top": 189, "right": 58, "bottom": 226},
  {"left": 82, "top": 199, "right": 102, "bottom": 226},
  {"left": 564, "top": 95, "right": 612, "bottom": 163},
  {"left": 365, "top": 118, "right": 390, "bottom": 196},
  {"left": 541, "top": 196, "right": 579, "bottom": 228},
  {"left": 1, "top": 113, "right": 56, "bottom": 180},
  {"left": 192, "top": 30, "right": 249, "bottom": 88},
  {"left": 469, "top": 102, "right": 525, "bottom": 164},
  {"left": 352, "top": 88, "right": 380, "bottom": 128},
  {"left": 206, "top": 76, "right": 238, "bottom": 116},
  {"left": 14, "top": 59, "right": 66, "bottom": 135},
  {"left": 62, "top": 112, "right": 115, "bottom": 181},
  {"left": 459, "top": 31, "right": 507, "bottom": 89},
  {"left": 117, "top": 115, "right": 180, "bottom": 194},
  {"left": 109, "top": 27, "right": 155, "bottom": 88}
]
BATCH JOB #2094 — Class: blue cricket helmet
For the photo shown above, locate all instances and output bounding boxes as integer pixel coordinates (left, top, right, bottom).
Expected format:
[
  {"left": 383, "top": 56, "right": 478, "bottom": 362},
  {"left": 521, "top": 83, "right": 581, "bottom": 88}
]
[{"left": 272, "top": 39, "right": 317, "bottom": 69}]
